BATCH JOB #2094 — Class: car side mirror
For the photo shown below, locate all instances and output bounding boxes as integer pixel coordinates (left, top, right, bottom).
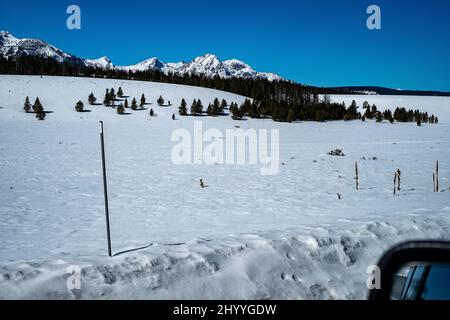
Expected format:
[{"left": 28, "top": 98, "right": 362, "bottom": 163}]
[{"left": 368, "top": 241, "right": 450, "bottom": 300}]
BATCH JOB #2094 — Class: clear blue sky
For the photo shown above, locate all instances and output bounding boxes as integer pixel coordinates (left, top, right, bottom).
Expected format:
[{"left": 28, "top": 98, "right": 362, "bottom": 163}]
[{"left": 1, "top": 0, "right": 449, "bottom": 91}]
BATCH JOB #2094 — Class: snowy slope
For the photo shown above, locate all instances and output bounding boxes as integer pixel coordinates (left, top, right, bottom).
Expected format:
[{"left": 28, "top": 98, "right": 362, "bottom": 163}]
[
  {"left": 0, "top": 31, "right": 283, "bottom": 81},
  {"left": 0, "top": 76, "right": 449, "bottom": 299}
]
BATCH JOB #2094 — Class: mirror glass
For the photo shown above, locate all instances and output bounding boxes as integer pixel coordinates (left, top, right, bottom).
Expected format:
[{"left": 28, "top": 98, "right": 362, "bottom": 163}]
[{"left": 390, "top": 263, "right": 450, "bottom": 300}]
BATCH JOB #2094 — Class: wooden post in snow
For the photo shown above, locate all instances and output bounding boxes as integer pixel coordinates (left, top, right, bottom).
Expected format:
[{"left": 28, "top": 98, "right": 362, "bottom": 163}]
[{"left": 355, "top": 162, "right": 359, "bottom": 191}]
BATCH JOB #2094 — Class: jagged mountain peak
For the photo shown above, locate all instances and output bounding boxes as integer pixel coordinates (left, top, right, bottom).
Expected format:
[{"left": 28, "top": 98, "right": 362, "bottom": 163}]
[
  {"left": 84, "top": 56, "right": 113, "bottom": 69},
  {"left": 0, "top": 31, "right": 284, "bottom": 82}
]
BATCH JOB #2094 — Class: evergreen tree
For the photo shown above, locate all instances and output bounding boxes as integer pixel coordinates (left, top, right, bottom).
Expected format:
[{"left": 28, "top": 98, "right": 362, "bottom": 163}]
[
  {"left": 191, "top": 99, "right": 197, "bottom": 115},
  {"left": 362, "top": 101, "right": 370, "bottom": 110},
  {"left": 124, "top": 98, "right": 129, "bottom": 108},
  {"left": 168, "top": 100, "right": 171, "bottom": 106},
  {"left": 140, "top": 94, "right": 146, "bottom": 107},
  {"left": 110, "top": 88, "right": 116, "bottom": 100},
  {"left": 248, "top": 100, "right": 260, "bottom": 118},
  {"left": 416, "top": 115, "right": 422, "bottom": 126},
  {"left": 231, "top": 103, "right": 243, "bottom": 120},
  {"left": 75, "top": 100, "right": 84, "bottom": 112},
  {"left": 23, "top": 96, "right": 31, "bottom": 113},
  {"left": 117, "top": 87, "right": 124, "bottom": 97},
  {"left": 287, "top": 108, "right": 295, "bottom": 123},
  {"left": 241, "top": 99, "right": 252, "bottom": 115},
  {"left": 371, "top": 104, "right": 378, "bottom": 115},
  {"left": 207, "top": 103, "right": 214, "bottom": 116},
  {"left": 191, "top": 99, "right": 203, "bottom": 115},
  {"left": 179, "top": 98, "right": 187, "bottom": 116},
  {"left": 435, "top": 117, "right": 439, "bottom": 124},
  {"left": 157, "top": 95, "right": 164, "bottom": 106},
  {"left": 88, "top": 93, "right": 96, "bottom": 105},
  {"left": 117, "top": 103, "right": 125, "bottom": 114},
  {"left": 34, "top": 97, "right": 45, "bottom": 120},
  {"left": 36, "top": 112, "right": 46, "bottom": 120},
  {"left": 103, "top": 89, "right": 111, "bottom": 106},
  {"left": 376, "top": 112, "right": 383, "bottom": 122},
  {"left": 361, "top": 115, "right": 366, "bottom": 122},
  {"left": 149, "top": 108, "right": 154, "bottom": 117},
  {"left": 33, "top": 97, "right": 43, "bottom": 113},
  {"left": 221, "top": 99, "right": 227, "bottom": 110},
  {"left": 364, "top": 105, "right": 373, "bottom": 119},
  {"left": 196, "top": 99, "right": 203, "bottom": 114},
  {"left": 345, "top": 100, "right": 359, "bottom": 120},
  {"left": 213, "top": 98, "right": 221, "bottom": 115},
  {"left": 131, "top": 98, "right": 138, "bottom": 110},
  {"left": 172, "top": 113, "right": 175, "bottom": 120}
]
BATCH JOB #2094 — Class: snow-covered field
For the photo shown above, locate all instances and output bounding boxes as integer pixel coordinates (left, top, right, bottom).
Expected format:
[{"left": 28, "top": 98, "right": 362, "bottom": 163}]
[{"left": 0, "top": 75, "right": 449, "bottom": 299}]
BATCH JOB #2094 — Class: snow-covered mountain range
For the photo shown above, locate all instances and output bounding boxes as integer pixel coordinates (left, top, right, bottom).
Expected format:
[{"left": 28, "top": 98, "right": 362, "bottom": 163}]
[{"left": 0, "top": 31, "right": 283, "bottom": 81}]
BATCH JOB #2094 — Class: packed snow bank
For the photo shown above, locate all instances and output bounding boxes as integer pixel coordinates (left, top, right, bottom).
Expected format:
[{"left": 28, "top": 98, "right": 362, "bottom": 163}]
[{"left": 1, "top": 216, "right": 449, "bottom": 300}]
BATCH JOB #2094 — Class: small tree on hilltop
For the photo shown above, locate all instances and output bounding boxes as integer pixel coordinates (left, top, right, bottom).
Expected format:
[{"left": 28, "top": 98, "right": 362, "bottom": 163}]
[
  {"left": 88, "top": 93, "right": 96, "bottom": 105},
  {"left": 117, "top": 103, "right": 125, "bottom": 114},
  {"left": 179, "top": 99, "right": 187, "bottom": 116},
  {"left": 157, "top": 95, "right": 164, "bottom": 106},
  {"left": 104, "top": 89, "right": 111, "bottom": 106},
  {"left": 190, "top": 99, "right": 197, "bottom": 115},
  {"left": 221, "top": 99, "right": 227, "bottom": 110},
  {"left": 110, "top": 88, "right": 116, "bottom": 101},
  {"left": 34, "top": 97, "right": 45, "bottom": 120},
  {"left": 131, "top": 98, "right": 138, "bottom": 110},
  {"left": 23, "top": 96, "right": 31, "bottom": 113},
  {"left": 117, "top": 87, "right": 124, "bottom": 98},
  {"left": 75, "top": 100, "right": 84, "bottom": 112},
  {"left": 33, "top": 97, "right": 43, "bottom": 113},
  {"left": 196, "top": 99, "right": 203, "bottom": 114},
  {"left": 207, "top": 103, "right": 214, "bottom": 116},
  {"left": 376, "top": 112, "right": 383, "bottom": 122},
  {"left": 213, "top": 98, "right": 220, "bottom": 115},
  {"left": 231, "top": 103, "right": 243, "bottom": 120}
]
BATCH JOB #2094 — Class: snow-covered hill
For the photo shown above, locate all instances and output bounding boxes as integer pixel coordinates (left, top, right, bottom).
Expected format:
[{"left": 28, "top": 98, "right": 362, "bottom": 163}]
[
  {"left": 0, "top": 75, "right": 449, "bottom": 299},
  {"left": 0, "top": 31, "right": 283, "bottom": 81}
]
